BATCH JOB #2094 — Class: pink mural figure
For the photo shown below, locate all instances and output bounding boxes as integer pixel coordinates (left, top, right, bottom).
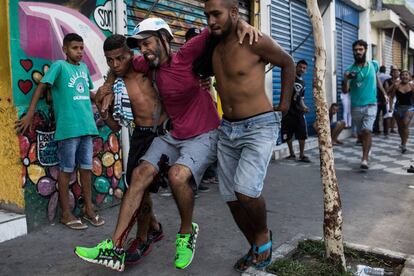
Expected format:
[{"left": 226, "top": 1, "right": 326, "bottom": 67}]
[{"left": 18, "top": 2, "right": 108, "bottom": 87}]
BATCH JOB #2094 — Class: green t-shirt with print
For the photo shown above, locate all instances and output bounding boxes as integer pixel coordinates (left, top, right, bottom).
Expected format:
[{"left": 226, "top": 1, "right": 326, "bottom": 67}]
[
  {"left": 41, "top": 60, "right": 98, "bottom": 141},
  {"left": 345, "top": 60, "right": 379, "bottom": 107}
]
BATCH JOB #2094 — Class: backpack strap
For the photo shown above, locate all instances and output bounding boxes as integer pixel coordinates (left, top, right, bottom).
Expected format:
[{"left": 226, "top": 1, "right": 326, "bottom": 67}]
[{"left": 151, "top": 69, "right": 162, "bottom": 133}]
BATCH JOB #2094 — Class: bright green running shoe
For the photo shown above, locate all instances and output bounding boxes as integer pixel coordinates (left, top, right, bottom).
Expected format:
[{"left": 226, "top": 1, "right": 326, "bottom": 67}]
[
  {"left": 74, "top": 239, "right": 125, "bottom": 272},
  {"left": 175, "top": 222, "right": 199, "bottom": 269}
]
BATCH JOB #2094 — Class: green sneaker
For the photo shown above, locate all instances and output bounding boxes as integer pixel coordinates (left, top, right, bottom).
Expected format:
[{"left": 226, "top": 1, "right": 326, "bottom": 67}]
[
  {"left": 175, "top": 222, "right": 199, "bottom": 269},
  {"left": 74, "top": 239, "right": 125, "bottom": 272}
]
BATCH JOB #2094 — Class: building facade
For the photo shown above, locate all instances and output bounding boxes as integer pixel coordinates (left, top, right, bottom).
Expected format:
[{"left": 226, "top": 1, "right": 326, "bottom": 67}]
[{"left": 2, "top": 0, "right": 414, "bottom": 235}]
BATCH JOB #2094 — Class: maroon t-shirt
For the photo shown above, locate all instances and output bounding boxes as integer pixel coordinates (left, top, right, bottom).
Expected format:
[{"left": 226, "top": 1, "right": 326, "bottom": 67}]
[{"left": 132, "top": 28, "right": 220, "bottom": 139}]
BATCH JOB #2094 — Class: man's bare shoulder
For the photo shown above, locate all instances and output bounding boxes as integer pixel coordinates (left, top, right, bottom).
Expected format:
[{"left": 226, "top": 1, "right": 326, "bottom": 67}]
[
  {"left": 247, "top": 33, "right": 278, "bottom": 51},
  {"left": 123, "top": 67, "right": 148, "bottom": 82}
]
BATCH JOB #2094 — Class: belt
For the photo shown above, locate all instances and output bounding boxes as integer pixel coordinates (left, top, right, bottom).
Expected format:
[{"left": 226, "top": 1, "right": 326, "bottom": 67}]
[{"left": 132, "top": 119, "right": 172, "bottom": 136}]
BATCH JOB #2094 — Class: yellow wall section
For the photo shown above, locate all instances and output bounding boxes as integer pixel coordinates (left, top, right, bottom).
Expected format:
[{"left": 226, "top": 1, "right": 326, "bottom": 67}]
[
  {"left": 252, "top": 0, "right": 260, "bottom": 28},
  {"left": 0, "top": 0, "right": 24, "bottom": 210}
]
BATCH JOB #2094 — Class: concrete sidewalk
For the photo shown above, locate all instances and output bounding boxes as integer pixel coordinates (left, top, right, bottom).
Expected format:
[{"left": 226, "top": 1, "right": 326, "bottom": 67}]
[{"left": 0, "top": 131, "right": 413, "bottom": 275}]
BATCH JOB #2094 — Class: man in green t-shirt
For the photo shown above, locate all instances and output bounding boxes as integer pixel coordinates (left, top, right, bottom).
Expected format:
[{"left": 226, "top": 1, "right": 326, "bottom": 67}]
[
  {"left": 16, "top": 33, "right": 104, "bottom": 230},
  {"left": 343, "top": 39, "right": 387, "bottom": 170}
]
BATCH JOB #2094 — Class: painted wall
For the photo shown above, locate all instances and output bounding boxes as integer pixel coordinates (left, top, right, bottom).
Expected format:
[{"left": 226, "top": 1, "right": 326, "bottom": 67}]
[
  {"left": 9, "top": 0, "right": 126, "bottom": 230},
  {"left": 0, "top": 0, "right": 25, "bottom": 211}
]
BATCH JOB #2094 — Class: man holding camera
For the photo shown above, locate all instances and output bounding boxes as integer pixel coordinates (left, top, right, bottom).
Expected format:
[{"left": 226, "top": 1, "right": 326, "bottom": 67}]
[{"left": 343, "top": 40, "right": 387, "bottom": 170}]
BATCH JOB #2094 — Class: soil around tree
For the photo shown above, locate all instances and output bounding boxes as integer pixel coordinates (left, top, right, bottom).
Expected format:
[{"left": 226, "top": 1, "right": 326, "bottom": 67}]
[{"left": 267, "top": 240, "right": 404, "bottom": 276}]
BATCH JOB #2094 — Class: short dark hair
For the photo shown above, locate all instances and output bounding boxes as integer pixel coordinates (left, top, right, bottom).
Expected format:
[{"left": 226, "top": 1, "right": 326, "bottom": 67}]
[
  {"left": 104, "top": 34, "right": 128, "bottom": 52},
  {"left": 204, "top": 0, "right": 238, "bottom": 8},
  {"left": 63, "top": 33, "right": 83, "bottom": 45},
  {"left": 352, "top": 39, "right": 367, "bottom": 50},
  {"left": 331, "top": 103, "right": 339, "bottom": 108},
  {"left": 297, "top": 59, "right": 308, "bottom": 66},
  {"left": 379, "top": 65, "right": 386, "bottom": 73},
  {"left": 185, "top": 28, "right": 201, "bottom": 42}
]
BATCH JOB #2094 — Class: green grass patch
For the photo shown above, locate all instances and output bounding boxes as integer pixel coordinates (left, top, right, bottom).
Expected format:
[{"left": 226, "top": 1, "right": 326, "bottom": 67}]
[{"left": 266, "top": 240, "right": 404, "bottom": 276}]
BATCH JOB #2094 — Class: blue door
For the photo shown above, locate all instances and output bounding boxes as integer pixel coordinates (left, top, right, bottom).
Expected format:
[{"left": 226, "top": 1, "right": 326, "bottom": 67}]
[
  {"left": 335, "top": 0, "right": 359, "bottom": 119},
  {"left": 270, "top": 0, "right": 316, "bottom": 134}
]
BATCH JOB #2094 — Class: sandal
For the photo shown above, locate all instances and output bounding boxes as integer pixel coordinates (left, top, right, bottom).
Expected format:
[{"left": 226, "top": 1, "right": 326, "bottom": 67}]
[
  {"left": 62, "top": 219, "right": 88, "bottom": 230},
  {"left": 298, "top": 156, "right": 311, "bottom": 163},
  {"left": 83, "top": 214, "right": 105, "bottom": 227},
  {"left": 233, "top": 249, "right": 253, "bottom": 273},
  {"left": 252, "top": 231, "right": 273, "bottom": 269},
  {"left": 285, "top": 155, "right": 296, "bottom": 160}
]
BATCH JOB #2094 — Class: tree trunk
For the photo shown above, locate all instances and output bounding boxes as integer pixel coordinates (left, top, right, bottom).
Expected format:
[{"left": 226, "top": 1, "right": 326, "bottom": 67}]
[{"left": 306, "top": 0, "right": 346, "bottom": 270}]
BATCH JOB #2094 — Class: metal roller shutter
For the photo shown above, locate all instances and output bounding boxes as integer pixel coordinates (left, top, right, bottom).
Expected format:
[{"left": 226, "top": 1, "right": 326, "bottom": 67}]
[
  {"left": 383, "top": 34, "right": 393, "bottom": 70},
  {"left": 270, "top": 0, "right": 316, "bottom": 134},
  {"left": 335, "top": 0, "right": 359, "bottom": 120},
  {"left": 126, "top": 0, "right": 250, "bottom": 50},
  {"left": 392, "top": 39, "right": 402, "bottom": 69}
]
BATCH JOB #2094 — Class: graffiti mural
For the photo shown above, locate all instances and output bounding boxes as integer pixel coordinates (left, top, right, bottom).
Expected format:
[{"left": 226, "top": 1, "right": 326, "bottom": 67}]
[
  {"left": 126, "top": 0, "right": 207, "bottom": 48},
  {"left": 10, "top": 1, "right": 125, "bottom": 230}
]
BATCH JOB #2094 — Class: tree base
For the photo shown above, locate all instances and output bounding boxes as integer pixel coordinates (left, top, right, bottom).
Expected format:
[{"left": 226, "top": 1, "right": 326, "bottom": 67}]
[{"left": 242, "top": 234, "right": 414, "bottom": 276}]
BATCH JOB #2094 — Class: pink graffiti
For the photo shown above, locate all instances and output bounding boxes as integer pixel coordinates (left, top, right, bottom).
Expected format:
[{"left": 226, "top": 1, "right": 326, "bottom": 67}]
[{"left": 18, "top": 2, "right": 108, "bottom": 85}]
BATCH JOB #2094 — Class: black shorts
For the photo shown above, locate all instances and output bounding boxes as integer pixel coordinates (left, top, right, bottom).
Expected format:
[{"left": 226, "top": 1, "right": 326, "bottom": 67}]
[
  {"left": 281, "top": 113, "right": 308, "bottom": 142},
  {"left": 126, "top": 124, "right": 170, "bottom": 193}
]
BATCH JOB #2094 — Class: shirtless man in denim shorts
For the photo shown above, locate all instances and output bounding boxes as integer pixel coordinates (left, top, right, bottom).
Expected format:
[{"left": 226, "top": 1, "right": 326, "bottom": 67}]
[{"left": 205, "top": 0, "right": 295, "bottom": 272}]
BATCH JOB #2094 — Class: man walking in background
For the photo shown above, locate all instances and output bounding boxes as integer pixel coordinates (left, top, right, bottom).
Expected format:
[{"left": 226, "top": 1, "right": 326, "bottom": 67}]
[{"left": 282, "top": 59, "right": 311, "bottom": 162}]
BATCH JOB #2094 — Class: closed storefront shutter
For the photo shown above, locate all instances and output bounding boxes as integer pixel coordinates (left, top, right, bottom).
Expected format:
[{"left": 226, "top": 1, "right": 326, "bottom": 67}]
[
  {"left": 270, "top": 0, "right": 316, "bottom": 133},
  {"left": 392, "top": 39, "right": 402, "bottom": 69},
  {"left": 126, "top": 0, "right": 250, "bottom": 50},
  {"left": 383, "top": 34, "right": 393, "bottom": 70},
  {"left": 335, "top": 0, "right": 359, "bottom": 120}
]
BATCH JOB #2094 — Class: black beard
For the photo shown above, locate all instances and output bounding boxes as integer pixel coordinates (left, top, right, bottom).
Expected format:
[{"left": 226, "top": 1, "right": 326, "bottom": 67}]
[
  {"left": 354, "top": 53, "right": 366, "bottom": 63},
  {"left": 212, "top": 16, "right": 233, "bottom": 39}
]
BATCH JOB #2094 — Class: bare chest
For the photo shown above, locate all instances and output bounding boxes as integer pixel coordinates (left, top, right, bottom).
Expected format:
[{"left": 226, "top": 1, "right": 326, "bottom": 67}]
[
  {"left": 213, "top": 44, "right": 259, "bottom": 77},
  {"left": 124, "top": 76, "right": 157, "bottom": 110}
]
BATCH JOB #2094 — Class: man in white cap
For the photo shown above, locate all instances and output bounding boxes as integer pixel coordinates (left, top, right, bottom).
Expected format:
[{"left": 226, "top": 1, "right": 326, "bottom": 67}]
[{"left": 74, "top": 17, "right": 259, "bottom": 271}]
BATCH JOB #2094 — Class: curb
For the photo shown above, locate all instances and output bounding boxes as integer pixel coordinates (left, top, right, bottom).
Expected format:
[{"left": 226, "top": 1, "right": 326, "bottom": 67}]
[{"left": 242, "top": 234, "right": 414, "bottom": 276}]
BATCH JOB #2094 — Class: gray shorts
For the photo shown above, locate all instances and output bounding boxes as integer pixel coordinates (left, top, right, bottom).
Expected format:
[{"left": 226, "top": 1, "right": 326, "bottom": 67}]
[
  {"left": 218, "top": 112, "right": 279, "bottom": 202},
  {"left": 141, "top": 130, "right": 218, "bottom": 188},
  {"left": 351, "top": 104, "right": 377, "bottom": 134}
]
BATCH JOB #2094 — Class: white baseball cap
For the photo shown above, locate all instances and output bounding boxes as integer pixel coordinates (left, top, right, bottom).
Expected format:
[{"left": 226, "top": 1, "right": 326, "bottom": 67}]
[{"left": 127, "top": 18, "right": 173, "bottom": 48}]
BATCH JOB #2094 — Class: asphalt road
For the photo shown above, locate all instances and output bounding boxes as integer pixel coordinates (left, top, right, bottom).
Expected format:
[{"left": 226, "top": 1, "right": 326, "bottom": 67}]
[{"left": 1, "top": 132, "right": 413, "bottom": 276}]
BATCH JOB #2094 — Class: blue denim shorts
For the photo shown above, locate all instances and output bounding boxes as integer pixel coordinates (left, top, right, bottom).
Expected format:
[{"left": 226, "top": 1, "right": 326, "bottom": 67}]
[
  {"left": 141, "top": 130, "right": 218, "bottom": 188},
  {"left": 351, "top": 104, "right": 377, "bottom": 134},
  {"left": 394, "top": 105, "right": 414, "bottom": 119},
  {"left": 217, "top": 112, "right": 279, "bottom": 202},
  {"left": 57, "top": 136, "right": 93, "bottom": 173}
]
